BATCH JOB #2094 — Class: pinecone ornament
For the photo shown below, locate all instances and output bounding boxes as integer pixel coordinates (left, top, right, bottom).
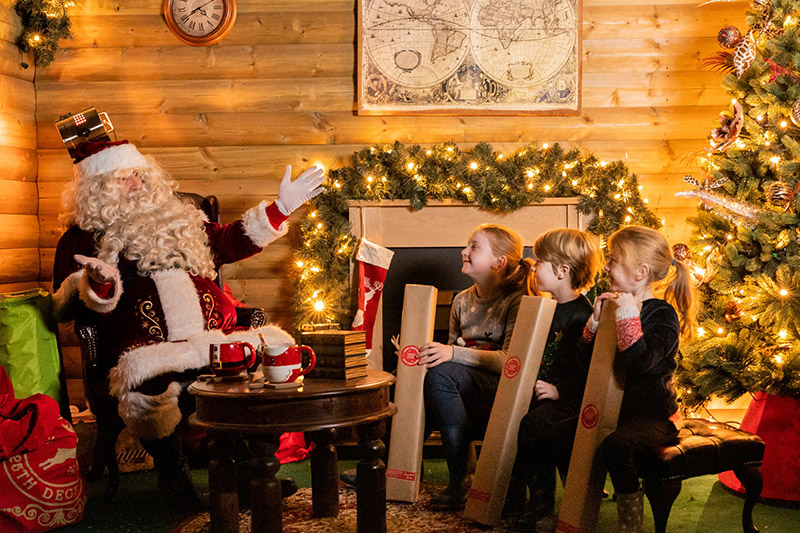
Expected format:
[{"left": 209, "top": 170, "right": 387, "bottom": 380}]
[
  {"left": 724, "top": 300, "right": 742, "bottom": 322},
  {"left": 718, "top": 26, "right": 742, "bottom": 49},
  {"left": 766, "top": 181, "right": 793, "bottom": 207},
  {"left": 734, "top": 35, "right": 756, "bottom": 78}
]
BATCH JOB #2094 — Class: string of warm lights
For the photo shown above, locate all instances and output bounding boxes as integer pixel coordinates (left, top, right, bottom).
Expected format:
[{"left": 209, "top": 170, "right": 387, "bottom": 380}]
[
  {"left": 14, "top": 0, "right": 73, "bottom": 68},
  {"left": 292, "top": 141, "right": 660, "bottom": 331}
]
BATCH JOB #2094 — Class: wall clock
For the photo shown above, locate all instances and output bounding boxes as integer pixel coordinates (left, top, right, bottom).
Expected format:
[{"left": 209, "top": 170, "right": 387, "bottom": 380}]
[{"left": 162, "top": 0, "right": 237, "bottom": 47}]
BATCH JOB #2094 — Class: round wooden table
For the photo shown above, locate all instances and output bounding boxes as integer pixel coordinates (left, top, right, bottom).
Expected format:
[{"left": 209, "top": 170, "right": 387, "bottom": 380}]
[{"left": 189, "top": 369, "right": 396, "bottom": 533}]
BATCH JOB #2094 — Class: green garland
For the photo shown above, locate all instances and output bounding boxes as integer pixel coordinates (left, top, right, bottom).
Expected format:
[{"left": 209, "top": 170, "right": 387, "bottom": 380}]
[
  {"left": 292, "top": 141, "right": 659, "bottom": 331},
  {"left": 14, "top": 0, "right": 72, "bottom": 67}
]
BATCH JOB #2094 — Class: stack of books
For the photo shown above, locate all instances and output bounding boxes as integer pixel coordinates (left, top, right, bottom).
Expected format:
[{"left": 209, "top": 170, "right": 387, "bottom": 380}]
[{"left": 301, "top": 329, "right": 368, "bottom": 380}]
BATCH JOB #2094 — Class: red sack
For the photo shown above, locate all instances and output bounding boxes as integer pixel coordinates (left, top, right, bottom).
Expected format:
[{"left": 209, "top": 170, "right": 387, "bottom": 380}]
[
  {"left": 275, "top": 432, "right": 311, "bottom": 464},
  {"left": 0, "top": 366, "right": 86, "bottom": 532}
]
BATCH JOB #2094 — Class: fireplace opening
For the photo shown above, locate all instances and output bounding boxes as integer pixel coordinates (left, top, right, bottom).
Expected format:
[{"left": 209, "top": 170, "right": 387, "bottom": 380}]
[{"left": 380, "top": 246, "right": 533, "bottom": 372}]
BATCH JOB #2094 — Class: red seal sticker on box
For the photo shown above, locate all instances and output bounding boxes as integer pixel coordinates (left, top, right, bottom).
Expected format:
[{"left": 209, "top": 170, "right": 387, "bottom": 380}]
[
  {"left": 503, "top": 356, "right": 521, "bottom": 379},
  {"left": 581, "top": 404, "right": 599, "bottom": 429},
  {"left": 400, "top": 345, "right": 420, "bottom": 367},
  {"left": 467, "top": 488, "right": 491, "bottom": 502},
  {"left": 386, "top": 468, "right": 416, "bottom": 481}
]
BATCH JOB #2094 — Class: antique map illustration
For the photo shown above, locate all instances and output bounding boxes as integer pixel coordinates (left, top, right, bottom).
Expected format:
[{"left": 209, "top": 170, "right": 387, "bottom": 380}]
[{"left": 359, "top": 0, "right": 580, "bottom": 114}]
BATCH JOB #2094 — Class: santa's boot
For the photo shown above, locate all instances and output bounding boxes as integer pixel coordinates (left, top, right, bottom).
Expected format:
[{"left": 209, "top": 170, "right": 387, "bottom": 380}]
[
  {"left": 616, "top": 490, "right": 644, "bottom": 533},
  {"left": 429, "top": 425, "right": 475, "bottom": 511}
]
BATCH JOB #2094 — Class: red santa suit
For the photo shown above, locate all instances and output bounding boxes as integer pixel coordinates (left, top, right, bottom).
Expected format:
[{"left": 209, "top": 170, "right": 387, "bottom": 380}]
[{"left": 52, "top": 201, "right": 294, "bottom": 441}]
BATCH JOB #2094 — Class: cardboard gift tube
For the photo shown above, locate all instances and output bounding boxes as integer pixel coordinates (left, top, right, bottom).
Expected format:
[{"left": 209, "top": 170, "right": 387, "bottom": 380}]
[
  {"left": 557, "top": 300, "right": 626, "bottom": 533},
  {"left": 464, "top": 296, "right": 557, "bottom": 526},
  {"left": 385, "top": 284, "right": 438, "bottom": 502}
]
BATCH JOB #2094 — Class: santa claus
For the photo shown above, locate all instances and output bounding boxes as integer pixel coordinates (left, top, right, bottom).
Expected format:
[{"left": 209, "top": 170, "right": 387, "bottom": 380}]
[{"left": 51, "top": 140, "right": 323, "bottom": 502}]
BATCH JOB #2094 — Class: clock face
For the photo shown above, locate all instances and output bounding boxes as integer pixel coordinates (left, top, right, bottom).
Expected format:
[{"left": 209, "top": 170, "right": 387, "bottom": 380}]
[
  {"left": 163, "top": 0, "right": 236, "bottom": 46},
  {"left": 172, "top": 0, "right": 225, "bottom": 37}
]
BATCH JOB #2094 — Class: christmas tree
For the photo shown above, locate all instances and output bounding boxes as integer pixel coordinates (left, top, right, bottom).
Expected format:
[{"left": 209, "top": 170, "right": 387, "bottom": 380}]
[{"left": 676, "top": 0, "right": 800, "bottom": 408}]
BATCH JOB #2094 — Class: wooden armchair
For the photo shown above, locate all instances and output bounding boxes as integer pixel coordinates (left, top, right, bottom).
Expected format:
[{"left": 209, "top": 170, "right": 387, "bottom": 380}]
[{"left": 76, "top": 193, "right": 266, "bottom": 500}]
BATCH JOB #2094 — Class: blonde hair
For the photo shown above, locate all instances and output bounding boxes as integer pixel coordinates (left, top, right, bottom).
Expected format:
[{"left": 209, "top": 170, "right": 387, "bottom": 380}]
[
  {"left": 60, "top": 159, "right": 217, "bottom": 279},
  {"left": 473, "top": 223, "right": 535, "bottom": 295},
  {"left": 607, "top": 226, "right": 697, "bottom": 339},
  {"left": 533, "top": 228, "right": 600, "bottom": 292}
]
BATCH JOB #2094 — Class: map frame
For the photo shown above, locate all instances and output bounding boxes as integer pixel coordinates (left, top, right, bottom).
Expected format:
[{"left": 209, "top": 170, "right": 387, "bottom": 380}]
[{"left": 357, "top": 0, "right": 582, "bottom": 116}]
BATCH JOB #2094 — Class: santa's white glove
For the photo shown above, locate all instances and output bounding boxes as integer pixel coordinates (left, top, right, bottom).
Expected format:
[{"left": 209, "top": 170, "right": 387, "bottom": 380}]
[
  {"left": 274, "top": 165, "right": 326, "bottom": 215},
  {"left": 74, "top": 254, "right": 118, "bottom": 284}
]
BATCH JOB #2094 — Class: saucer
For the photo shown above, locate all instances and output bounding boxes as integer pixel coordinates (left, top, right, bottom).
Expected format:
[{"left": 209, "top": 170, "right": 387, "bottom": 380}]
[{"left": 263, "top": 376, "right": 304, "bottom": 389}]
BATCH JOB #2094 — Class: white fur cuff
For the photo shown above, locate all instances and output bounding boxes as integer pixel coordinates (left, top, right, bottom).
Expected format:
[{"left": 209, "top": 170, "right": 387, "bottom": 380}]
[
  {"left": 77, "top": 269, "right": 122, "bottom": 314},
  {"left": 118, "top": 382, "right": 183, "bottom": 441},
  {"left": 242, "top": 200, "right": 288, "bottom": 247}
]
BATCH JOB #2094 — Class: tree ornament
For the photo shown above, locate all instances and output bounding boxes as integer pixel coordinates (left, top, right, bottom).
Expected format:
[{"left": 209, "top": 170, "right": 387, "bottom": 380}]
[
  {"left": 733, "top": 34, "right": 756, "bottom": 78},
  {"left": 672, "top": 243, "right": 691, "bottom": 261},
  {"left": 724, "top": 300, "right": 742, "bottom": 322},
  {"left": 791, "top": 100, "right": 800, "bottom": 127},
  {"left": 709, "top": 100, "right": 744, "bottom": 152},
  {"left": 766, "top": 181, "right": 793, "bottom": 207},
  {"left": 675, "top": 175, "right": 761, "bottom": 227},
  {"left": 765, "top": 58, "right": 800, "bottom": 84},
  {"left": 718, "top": 26, "right": 742, "bottom": 49}
]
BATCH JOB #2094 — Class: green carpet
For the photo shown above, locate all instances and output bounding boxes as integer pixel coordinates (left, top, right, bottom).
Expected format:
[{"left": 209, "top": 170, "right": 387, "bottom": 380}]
[{"left": 59, "top": 458, "right": 799, "bottom": 532}]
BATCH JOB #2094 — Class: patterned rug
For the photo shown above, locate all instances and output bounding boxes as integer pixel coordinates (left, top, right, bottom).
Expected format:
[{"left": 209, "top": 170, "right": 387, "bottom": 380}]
[{"left": 173, "top": 483, "right": 516, "bottom": 532}]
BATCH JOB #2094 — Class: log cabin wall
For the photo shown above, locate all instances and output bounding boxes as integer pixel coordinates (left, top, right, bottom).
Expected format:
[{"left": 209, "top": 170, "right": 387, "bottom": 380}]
[
  {"left": 1, "top": 3, "right": 38, "bottom": 294},
  {"left": 32, "top": 0, "right": 745, "bottom": 406}
]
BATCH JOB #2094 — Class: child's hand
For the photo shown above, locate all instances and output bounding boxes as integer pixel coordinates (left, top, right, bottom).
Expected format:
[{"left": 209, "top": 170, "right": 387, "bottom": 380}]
[
  {"left": 592, "top": 292, "right": 617, "bottom": 321},
  {"left": 534, "top": 380, "right": 560, "bottom": 400},
  {"left": 418, "top": 342, "right": 454, "bottom": 368},
  {"left": 614, "top": 292, "right": 637, "bottom": 309}
]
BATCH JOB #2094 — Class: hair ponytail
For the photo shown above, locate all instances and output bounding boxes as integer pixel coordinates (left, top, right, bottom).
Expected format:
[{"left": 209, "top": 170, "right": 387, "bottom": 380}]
[
  {"left": 505, "top": 256, "right": 537, "bottom": 296},
  {"left": 665, "top": 259, "right": 698, "bottom": 340}
]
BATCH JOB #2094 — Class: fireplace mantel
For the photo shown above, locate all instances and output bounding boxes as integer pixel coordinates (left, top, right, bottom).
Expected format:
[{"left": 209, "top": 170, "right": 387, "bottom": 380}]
[
  {"left": 348, "top": 198, "right": 589, "bottom": 368},
  {"left": 349, "top": 198, "right": 587, "bottom": 248}
]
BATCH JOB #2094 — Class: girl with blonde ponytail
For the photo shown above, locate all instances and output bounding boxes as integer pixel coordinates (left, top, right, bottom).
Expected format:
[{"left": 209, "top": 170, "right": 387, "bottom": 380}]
[{"left": 582, "top": 225, "right": 697, "bottom": 532}]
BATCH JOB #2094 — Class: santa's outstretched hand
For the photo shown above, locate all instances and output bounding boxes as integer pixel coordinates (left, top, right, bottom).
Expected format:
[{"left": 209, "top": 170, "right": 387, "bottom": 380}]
[
  {"left": 74, "top": 254, "right": 118, "bottom": 284},
  {"left": 274, "top": 165, "right": 326, "bottom": 215}
]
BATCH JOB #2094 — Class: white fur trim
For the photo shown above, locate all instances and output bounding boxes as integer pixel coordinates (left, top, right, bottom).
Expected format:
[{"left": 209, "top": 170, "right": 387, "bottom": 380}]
[
  {"left": 241, "top": 200, "right": 288, "bottom": 247},
  {"left": 77, "top": 269, "right": 122, "bottom": 314},
  {"left": 74, "top": 144, "right": 148, "bottom": 180},
  {"left": 109, "top": 325, "right": 295, "bottom": 439},
  {"left": 51, "top": 271, "right": 82, "bottom": 322},
  {"left": 151, "top": 269, "right": 205, "bottom": 341},
  {"left": 118, "top": 382, "right": 183, "bottom": 440},
  {"left": 355, "top": 238, "right": 395, "bottom": 269}
]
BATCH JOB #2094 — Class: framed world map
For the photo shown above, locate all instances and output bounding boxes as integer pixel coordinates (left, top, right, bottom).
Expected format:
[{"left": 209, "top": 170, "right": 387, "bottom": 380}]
[{"left": 357, "top": 0, "right": 581, "bottom": 115}]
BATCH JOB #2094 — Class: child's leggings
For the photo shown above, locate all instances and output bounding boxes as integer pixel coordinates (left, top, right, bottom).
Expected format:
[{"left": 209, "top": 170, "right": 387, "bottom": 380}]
[{"left": 599, "top": 417, "right": 679, "bottom": 494}]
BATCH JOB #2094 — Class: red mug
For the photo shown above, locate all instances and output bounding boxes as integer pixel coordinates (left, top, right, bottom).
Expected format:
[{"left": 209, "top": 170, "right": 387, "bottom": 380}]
[
  {"left": 261, "top": 345, "right": 316, "bottom": 383},
  {"left": 210, "top": 341, "right": 257, "bottom": 376}
]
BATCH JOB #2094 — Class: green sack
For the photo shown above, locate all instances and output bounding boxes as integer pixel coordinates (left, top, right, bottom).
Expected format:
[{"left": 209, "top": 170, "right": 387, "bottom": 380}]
[{"left": 0, "top": 288, "right": 61, "bottom": 402}]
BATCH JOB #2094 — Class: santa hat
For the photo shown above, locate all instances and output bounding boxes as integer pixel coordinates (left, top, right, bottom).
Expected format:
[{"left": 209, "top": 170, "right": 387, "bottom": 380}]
[{"left": 73, "top": 140, "right": 149, "bottom": 181}]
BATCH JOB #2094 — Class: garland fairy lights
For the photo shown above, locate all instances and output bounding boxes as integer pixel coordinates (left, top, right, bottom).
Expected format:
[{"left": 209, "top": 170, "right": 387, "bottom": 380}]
[
  {"left": 292, "top": 141, "right": 660, "bottom": 330},
  {"left": 14, "top": 0, "right": 73, "bottom": 68}
]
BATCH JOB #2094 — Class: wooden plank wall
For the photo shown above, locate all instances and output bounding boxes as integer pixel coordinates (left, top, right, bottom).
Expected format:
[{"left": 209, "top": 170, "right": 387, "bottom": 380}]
[
  {"left": 32, "top": 0, "right": 746, "bottom": 406},
  {"left": 1, "top": 3, "right": 38, "bottom": 294}
]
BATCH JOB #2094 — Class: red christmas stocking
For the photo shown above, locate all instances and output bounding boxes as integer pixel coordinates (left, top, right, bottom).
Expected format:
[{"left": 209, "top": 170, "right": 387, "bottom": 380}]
[{"left": 352, "top": 238, "right": 394, "bottom": 354}]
